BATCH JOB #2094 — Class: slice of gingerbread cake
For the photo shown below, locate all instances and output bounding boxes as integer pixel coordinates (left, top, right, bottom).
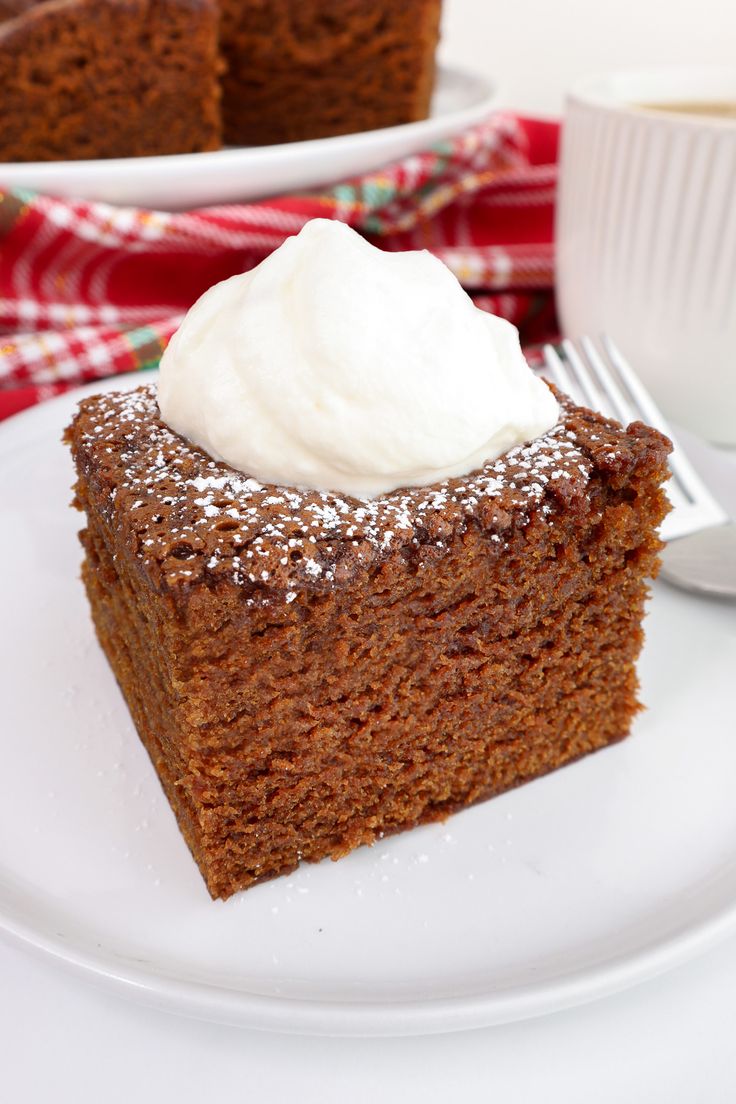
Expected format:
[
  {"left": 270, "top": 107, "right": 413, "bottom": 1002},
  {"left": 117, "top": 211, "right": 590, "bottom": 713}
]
[
  {"left": 65, "top": 384, "right": 670, "bottom": 899},
  {"left": 65, "top": 221, "right": 671, "bottom": 899}
]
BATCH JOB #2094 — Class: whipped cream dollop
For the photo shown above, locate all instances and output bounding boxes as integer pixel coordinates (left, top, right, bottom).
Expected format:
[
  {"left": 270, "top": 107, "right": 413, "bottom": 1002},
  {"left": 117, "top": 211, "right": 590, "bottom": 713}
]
[{"left": 158, "top": 219, "right": 559, "bottom": 498}]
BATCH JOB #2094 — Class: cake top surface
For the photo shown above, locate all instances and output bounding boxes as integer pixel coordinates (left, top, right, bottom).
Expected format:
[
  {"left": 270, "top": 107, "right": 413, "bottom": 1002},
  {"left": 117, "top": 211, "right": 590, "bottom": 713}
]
[{"left": 67, "top": 382, "right": 666, "bottom": 603}]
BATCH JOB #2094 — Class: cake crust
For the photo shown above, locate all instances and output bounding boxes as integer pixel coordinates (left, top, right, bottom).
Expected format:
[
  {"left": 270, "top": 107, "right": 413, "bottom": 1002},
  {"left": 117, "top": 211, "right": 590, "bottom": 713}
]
[{"left": 66, "top": 383, "right": 671, "bottom": 899}]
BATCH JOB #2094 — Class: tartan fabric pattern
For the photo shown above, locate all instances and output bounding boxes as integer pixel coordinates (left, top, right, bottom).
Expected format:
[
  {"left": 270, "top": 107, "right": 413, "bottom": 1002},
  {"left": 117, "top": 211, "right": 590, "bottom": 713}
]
[{"left": 0, "top": 113, "right": 559, "bottom": 420}]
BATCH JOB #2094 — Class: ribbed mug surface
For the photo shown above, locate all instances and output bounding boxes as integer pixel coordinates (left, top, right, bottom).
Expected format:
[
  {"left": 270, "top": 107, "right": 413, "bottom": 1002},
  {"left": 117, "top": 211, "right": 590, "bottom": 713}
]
[{"left": 557, "top": 69, "right": 736, "bottom": 444}]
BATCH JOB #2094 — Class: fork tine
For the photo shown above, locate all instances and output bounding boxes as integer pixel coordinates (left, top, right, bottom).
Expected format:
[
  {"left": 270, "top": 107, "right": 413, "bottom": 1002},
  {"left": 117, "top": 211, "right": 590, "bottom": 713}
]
[
  {"left": 600, "top": 336, "right": 712, "bottom": 506},
  {"left": 571, "top": 337, "right": 709, "bottom": 512},
  {"left": 579, "top": 336, "right": 632, "bottom": 425},
  {"left": 553, "top": 340, "right": 692, "bottom": 510},
  {"left": 561, "top": 338, "right": 606, "bottom": 412},
  {"left": 541, "top": 334, "right": 728, "bottom": 541},
  {"left": 542, "top": 342, "right": 575, "bottom": 396},
  {"left": 601, "top": 336, "right": 673, "bottom": 439}
]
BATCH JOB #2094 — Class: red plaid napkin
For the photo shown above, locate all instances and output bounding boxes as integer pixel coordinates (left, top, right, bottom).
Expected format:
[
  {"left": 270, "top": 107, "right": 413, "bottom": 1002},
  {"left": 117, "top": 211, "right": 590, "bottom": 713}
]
[{"left": 0, "top": 113, "right": 559, "bottom": 421}]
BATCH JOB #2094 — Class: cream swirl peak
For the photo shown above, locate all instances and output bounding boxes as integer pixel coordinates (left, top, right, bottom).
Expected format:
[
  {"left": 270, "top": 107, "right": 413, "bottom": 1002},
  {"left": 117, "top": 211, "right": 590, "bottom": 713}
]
[{"left": 157, "top": 219, "right": 559, "bottom": 498}]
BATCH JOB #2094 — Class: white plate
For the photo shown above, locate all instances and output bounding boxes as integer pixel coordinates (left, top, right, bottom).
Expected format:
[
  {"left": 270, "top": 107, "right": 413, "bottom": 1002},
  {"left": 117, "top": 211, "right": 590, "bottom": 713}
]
[
  {"left": 0, "top": 66, "right": 496, "bottom": 210},
  {"left": 1, "top": 374, "right": 735, "bottom": 1037}
]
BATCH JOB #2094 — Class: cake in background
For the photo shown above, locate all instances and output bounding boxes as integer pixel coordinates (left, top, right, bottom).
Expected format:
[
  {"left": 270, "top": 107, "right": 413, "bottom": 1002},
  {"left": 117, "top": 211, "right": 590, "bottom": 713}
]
[
  {"left": 0, "top": 0, "right": 222, "bottom": 162},
  {"left": 0, "top": 0, "right": 442, "bottom": 161},
  {"left": 219, "top": 0, "right": 442, "bottom": 146}
]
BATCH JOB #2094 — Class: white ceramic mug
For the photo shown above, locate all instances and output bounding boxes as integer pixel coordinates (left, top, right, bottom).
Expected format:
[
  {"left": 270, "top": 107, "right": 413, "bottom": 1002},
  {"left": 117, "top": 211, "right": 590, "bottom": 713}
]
[{"left": 556, "top": 68, "right": 736, "bottom": 445}]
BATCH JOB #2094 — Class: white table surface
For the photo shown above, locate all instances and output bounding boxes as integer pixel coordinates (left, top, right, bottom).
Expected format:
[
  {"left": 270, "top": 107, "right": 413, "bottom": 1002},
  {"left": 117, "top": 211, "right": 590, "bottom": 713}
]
[
  {"left": 2, "top": 432, "right": 735, "bottom": 1102},
  {"left": 1, "top": 929, "right": 736, "bottom": 1103}
]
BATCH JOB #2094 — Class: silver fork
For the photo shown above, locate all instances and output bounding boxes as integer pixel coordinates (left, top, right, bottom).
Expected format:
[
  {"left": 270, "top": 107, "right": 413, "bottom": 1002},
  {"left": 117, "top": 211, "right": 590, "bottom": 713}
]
[{"left": 541, "top": 335, "right": 736, "bottom": 598}]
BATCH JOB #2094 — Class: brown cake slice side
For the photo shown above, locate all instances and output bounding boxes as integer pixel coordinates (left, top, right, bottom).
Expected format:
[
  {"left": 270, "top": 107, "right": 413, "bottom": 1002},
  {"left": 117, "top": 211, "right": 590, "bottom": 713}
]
[
  {"left": 65, "top": 384, "right": 671, "bottom": 899},
  {"left": 219, "top": 0, "right": 442, "bottom": 146},
  {"left": 0, "top": 0, "right": 222, "bottom": 162}
]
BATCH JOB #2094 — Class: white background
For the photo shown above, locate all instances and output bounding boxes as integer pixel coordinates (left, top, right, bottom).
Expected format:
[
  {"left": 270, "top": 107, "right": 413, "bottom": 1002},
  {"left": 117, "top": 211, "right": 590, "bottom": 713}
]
[
  {"left": 4, "top": 3, "right": 736, "bottom": 1101},
  {"left": 441, "top": 0, "right": 736, "bottom": 115}
]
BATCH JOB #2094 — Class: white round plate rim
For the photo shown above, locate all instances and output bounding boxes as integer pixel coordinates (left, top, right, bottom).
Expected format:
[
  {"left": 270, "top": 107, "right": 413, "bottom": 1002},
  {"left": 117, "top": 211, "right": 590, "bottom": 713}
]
[
  {"left": 0, "top": 66, "right": 497, "bottom": 209},
  {"left": 2, "top": 882, "right": 736, "bottom": 1037},
  {"left": 1, "top": 374, "right": 735, "bottom": 1037}
]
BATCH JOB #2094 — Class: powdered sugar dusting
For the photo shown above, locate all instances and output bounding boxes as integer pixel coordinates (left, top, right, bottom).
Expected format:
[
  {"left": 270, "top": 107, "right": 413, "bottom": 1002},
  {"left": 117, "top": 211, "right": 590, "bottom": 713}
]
[{"left": 72, "top": 384, "right": 598, "bottom": 603}]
